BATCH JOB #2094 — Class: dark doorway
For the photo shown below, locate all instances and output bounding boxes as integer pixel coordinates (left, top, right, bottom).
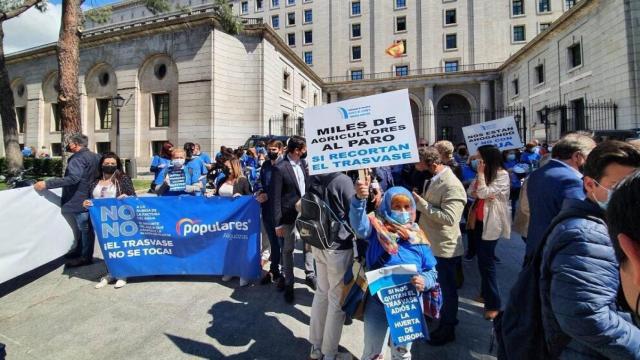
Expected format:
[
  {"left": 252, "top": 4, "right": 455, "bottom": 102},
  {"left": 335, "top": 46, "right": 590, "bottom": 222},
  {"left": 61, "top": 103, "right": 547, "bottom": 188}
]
[
  {"left": 435, "top": 94, "right": 473, "bottom": 143},
  {"left": 410, "top": 99, "right": 421, "bottom": 142}
]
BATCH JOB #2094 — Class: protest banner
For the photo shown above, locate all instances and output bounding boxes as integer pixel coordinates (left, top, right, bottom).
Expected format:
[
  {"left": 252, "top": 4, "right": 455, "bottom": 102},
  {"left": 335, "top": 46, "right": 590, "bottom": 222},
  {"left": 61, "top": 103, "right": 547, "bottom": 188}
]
[
  {"left": 462, "top": 116, "right": 523, "bottom": 154},
  {"left": 88, "top": 195, "right": 261, "bottom": 279},
  {"left": 0, "top": 188, "right": 74, "bottom": 284},
  {"left": 366, "top": 264, "right": 428, "bottom": 346},
  {"left": 304, "top": 89, "right": 420, "bottom": 175}
]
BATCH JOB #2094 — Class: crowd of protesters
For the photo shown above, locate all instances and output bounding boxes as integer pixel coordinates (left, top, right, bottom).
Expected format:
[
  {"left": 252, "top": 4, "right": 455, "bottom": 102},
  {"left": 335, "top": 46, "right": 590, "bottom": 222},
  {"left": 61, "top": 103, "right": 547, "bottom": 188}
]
[{"left": 32, "top": 131, "right": 640, "bottom": 359}]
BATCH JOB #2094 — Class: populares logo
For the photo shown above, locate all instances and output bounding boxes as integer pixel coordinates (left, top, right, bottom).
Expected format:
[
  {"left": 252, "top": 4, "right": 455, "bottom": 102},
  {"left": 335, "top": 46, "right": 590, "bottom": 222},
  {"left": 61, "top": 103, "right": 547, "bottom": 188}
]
[
  {"left": 338, "top": 107, "right": 350, "bottom": 120},
  {"left": 175, "top": 217, "right": 251, "bottom": 236}
]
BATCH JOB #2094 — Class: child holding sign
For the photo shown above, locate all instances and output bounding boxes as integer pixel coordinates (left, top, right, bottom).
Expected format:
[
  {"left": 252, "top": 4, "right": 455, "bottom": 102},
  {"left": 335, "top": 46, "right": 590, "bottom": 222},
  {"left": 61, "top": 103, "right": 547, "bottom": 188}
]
[
  {"left": 349, "top": 181, "right": 438, "bottom": 359},
  {"left": 155, "top": 148, "right": 203, "bottom": 196}
]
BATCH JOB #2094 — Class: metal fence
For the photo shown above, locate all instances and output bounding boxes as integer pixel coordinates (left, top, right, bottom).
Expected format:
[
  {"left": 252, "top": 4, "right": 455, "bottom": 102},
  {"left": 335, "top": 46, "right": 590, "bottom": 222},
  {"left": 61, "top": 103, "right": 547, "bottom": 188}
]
[
  {"left": 322, "top": 62, "right": 503, "bottom": 83},
  {"left": 267, "top": 116, "right": 304, "bottom": 136},
  {"left": 543, "top": 99, "right": 617, "bottom": 135}
]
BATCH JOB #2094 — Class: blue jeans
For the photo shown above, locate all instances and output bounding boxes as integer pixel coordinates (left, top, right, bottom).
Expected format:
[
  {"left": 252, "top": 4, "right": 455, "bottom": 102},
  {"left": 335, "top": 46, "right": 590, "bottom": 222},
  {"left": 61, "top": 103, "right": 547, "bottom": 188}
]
[
  {"left": 262, "top": 211, "right": 281, "bottom": 274},
  {"left": 362, "top": 297, "right": 412, "bottom": 360},
  {"left": 73, "top": 212, "right": 94, "bottom": 261},
  {"left": 435, "top": 256, "right": 461, "bottom": 328},
  {"left": 474, "top": 222, "right": 501, "bottom": 311}
]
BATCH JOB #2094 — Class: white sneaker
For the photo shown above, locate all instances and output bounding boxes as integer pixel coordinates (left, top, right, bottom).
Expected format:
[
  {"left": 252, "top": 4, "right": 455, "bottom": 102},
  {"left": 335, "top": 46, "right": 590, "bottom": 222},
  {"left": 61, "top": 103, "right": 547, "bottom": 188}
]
[
  {"left": 221, "top": 275, "right": 233, "bottom": 282},
  {"left": 309, "top": 345, "right": 323, "bottom": 360},
  {"left": 239, "top": 278, "right": 250, "bottom": 287},
  {"left": 114, "top": 279, "right": 127, "bottom": 289},
  {"left": 94, "top": 277, "right": 109, "bottom": 289}
]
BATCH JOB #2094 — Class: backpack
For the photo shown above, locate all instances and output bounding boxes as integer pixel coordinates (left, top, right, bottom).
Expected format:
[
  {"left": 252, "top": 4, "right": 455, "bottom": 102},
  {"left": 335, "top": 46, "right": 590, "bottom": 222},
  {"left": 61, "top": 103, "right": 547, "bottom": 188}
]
[
  {"left": 296, "top": 174, "right": 345, "bottom": 250},
  {"left": 494, "top": 210, "right": 606, "bottom": 360}
]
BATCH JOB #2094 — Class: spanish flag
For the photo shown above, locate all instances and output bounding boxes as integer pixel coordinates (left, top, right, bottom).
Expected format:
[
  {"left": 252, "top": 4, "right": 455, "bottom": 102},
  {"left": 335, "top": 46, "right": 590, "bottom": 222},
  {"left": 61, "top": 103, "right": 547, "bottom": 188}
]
[{"left": 385, "top": 41, "right": 405, "bottom": 58}]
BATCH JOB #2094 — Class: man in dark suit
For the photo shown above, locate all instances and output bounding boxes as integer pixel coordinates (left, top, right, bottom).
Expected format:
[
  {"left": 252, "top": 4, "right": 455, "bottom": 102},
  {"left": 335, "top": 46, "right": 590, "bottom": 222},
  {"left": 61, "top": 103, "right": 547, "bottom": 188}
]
[
  {"left": 525, "top": 132, "right": 596, "bottom": 259},
  {"left": 270, "top": 135, "right": 314, "bottom": 303}
]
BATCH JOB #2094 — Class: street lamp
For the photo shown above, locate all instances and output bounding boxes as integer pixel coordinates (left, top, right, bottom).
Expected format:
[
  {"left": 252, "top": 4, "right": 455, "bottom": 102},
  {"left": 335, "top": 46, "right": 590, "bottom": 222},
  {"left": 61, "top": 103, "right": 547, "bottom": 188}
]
[
  {"left": 112, "top": 93, "right": 125, "bottom": 155},
  {"left": 514, "top": 113, "right": 522, "bottom": 143}
]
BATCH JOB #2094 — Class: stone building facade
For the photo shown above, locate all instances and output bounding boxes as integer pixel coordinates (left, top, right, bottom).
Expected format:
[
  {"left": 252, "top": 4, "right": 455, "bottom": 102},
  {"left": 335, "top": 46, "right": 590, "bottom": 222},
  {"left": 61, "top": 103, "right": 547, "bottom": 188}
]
[
  {"left": 499, "top": 0, "right": 640, "bottom": 141},
  {"left": 3, "top": 8, "right": 322, "bottom": 168}
]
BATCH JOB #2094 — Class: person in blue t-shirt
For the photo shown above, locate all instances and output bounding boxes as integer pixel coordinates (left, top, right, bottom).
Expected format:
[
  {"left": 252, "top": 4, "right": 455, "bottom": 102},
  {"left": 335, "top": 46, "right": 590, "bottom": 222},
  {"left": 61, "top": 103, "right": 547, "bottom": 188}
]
[
  {"left": 149, "top": 141, "right": 173, "bottom": 192},
  {"left": 520, "top": 143, "right": 541, "bottom": 170},
  {"left": 22, "top": 146, "right": 33, "bottom": 157},
  {"left": 155, "top": 148, "right": 202, "bottom": 196},
  {"left": 184, "top": 142, "right": 208, "bottom": 191},
  {"left": 194, "top": 143, "right": 212, "bottom": 171}
]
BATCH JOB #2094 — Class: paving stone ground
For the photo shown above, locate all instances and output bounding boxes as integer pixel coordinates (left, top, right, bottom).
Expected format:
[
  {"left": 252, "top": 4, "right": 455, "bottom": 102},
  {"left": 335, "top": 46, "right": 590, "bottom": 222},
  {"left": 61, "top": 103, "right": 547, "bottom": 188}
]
[{"left": 0, "top": 232, "right": 525, "bottom": 360}]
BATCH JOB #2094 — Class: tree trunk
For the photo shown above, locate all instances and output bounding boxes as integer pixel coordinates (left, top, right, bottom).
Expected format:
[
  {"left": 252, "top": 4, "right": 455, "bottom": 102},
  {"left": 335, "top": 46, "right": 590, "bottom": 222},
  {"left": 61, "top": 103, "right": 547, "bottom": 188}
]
[
  {"left": 0, "top": 22, "right": 23, "bottom": 175},
  {"left": 57, "top": 0, "right": 82, "bottom": 147}
]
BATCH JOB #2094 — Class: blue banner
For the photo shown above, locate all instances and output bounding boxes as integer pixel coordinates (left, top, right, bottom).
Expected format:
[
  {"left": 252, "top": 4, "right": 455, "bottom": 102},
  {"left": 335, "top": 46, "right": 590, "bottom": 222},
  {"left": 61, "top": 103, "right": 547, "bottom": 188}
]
[
  {"left": 378, "top": 283, "right": 428, "bottom": 346},
  {"left": 88, "top": 196, "right": 261, "bottom": 279}
]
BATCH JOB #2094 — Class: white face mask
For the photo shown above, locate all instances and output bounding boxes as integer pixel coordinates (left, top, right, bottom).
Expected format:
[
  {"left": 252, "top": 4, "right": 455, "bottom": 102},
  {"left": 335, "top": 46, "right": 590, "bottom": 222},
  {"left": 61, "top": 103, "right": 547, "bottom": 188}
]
[{"left": 172, "top": 159, "right": 185, "bottom": 168}]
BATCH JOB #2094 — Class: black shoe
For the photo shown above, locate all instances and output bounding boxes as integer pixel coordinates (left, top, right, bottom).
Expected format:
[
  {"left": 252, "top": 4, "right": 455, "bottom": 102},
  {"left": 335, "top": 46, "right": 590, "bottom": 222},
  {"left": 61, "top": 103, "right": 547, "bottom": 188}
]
[
  {"left": 64, "top": 251, "right": 80, "bottom": 259},
  {"left": 260, "top": 272, "right": 273, "bottom": 285},
  {"left": 428, "top": 326, "right": 456, "bottom": 346},
  {"left": 66, "top": 258, "right": 93, "bottom": 268},
  {"left": 284, "top": 285, "right": 294, "bottom": 304},
  {"left": 305, "top": 275, "right": 317, "bottom": 291},
  {"left": 276, "top": 276, "right": 286, "bottom": 292}
]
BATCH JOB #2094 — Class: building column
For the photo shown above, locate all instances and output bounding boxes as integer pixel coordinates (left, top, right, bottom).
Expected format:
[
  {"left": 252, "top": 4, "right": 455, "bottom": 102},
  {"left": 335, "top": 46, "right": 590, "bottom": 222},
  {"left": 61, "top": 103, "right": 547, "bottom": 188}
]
[
  {"left": 330, "top": 91, "right": 338, "bottom": 103},
  {"left": 424, "top": 85, "right": 435, "bottom": 144},
  {"left": 480, "top": 81, "right": 491, "bottom": 123}
]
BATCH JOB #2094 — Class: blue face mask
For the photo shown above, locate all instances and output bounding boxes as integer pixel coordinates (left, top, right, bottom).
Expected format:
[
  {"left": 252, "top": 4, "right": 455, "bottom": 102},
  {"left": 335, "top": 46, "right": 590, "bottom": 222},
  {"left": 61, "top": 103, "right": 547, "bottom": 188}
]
[
  {"left": 471, "top": 159, "right": 479, "bottom": 171},
  {"left": 389, "top": 210, "right": 411, "bottom": 225},
  {"left": 592, "top": 179, "right": 613, "bottom": 210},
  {"left": 507, "top": 154, "right": 516, "bottom": 162}
]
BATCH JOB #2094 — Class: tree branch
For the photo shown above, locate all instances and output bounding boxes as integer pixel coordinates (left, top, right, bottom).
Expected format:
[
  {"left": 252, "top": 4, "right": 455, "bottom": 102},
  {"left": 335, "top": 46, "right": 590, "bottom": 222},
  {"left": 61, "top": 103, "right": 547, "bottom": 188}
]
[{"left": 1, "top": 0, "right": 44, "bottom": 21}]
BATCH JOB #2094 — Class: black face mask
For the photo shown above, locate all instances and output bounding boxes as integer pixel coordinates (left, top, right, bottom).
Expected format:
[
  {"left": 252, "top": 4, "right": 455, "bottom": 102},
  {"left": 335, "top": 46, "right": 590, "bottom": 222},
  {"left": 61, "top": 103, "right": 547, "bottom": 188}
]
[
  {"left": 458, "top": 149, "right": 468, "bottom": 157},
  {"left": 300, "top": 152, "right": 308, "bottom": 160},
  {"left": 268, "top": 152, "right": 279, "bottom": 161},
  {"left": 102, "top": 165, "right": 117, "bottom": 174}
]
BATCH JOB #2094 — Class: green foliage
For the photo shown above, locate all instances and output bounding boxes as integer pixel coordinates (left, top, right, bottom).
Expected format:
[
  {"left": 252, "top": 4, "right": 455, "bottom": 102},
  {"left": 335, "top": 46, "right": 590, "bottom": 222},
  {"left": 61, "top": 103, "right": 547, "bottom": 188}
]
[
  {"left": 213, "top": 0, "right": 243, "bottom": 35},
  {"left": 144, "top": 0, "right": 171, "bottom": 15},
  {"left": 0, "top": 157, "right": 63, "bottom": 177},
  {"left": 85, "top": 5, "right": 112, "bottom": 24},
  {"left": 174, "top": 4, "right": 192, "bottom": 14}
]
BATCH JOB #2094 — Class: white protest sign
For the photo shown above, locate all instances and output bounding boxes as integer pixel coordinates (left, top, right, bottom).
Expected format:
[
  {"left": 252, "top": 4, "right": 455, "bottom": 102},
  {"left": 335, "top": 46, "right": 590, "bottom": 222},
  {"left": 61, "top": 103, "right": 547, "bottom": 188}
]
[
  {"left": 303, "top": 89, "right": 419, "bottom": 175},
  {"left": 462, "top": 116, "right": 523, "bottom": 154}
]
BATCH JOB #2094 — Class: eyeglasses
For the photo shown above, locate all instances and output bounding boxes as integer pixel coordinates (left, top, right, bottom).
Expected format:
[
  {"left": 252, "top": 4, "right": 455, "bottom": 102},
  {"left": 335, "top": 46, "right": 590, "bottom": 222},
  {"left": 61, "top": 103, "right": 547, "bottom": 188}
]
[{"left": 419, "top": 143, "right": 428, "bottom": 147}]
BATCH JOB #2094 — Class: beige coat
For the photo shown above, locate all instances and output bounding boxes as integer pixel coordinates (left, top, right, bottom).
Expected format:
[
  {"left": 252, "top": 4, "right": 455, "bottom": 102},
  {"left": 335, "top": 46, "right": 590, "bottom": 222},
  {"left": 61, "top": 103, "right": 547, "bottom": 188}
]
[
  {"left": 415, "top": 167, "right": 467, "bottom": 258},
  {"left": 468, "top": 169, "right": 511, "bottom": 241}
]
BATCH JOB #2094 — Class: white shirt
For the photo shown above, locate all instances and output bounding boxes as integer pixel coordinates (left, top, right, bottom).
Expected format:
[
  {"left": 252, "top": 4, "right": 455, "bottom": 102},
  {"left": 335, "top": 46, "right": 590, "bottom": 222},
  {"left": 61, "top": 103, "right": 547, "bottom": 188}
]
[
  {"left": 288, "top": 155, "right": 306, "bottom": 196},
  {"left": 93, "top": 182, "right": 117, "bottom": 199},
  {"left": 218, "top": 183, "right": 234, "bottom": 197}
]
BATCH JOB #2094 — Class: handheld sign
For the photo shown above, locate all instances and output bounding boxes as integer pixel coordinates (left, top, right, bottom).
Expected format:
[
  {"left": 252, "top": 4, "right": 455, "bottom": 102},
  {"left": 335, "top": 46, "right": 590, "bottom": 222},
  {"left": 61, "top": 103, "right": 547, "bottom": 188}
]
[
  {"left": 366, "top": 264, "right": 429, "bottom": 346},
  {"left": 304, "top": 89, "right": 420, "bottom": 175},
  {"left": 168, "top": 169, "right": 187, "bottom": 192},
  {"left": 462, "top": 116, "right": 523, "bottom": 154}
]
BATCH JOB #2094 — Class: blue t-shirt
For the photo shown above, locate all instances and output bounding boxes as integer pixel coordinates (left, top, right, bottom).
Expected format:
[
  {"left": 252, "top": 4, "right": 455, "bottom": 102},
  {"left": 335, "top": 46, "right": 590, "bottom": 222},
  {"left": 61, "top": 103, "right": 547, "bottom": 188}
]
[
  {"left": 22, "top": 148, "right": 32, "bottom": 157},
  {"left": 150, "top": 156, "right": 171, "bottom": 184},
  {"left": 503, "top": 160, "right": 517, "bottom": 170},
  {"left": 155, "top": 165, "right": 201, "bottom": 196},
  {"left": 521, "top": 151, "right": 541, "bottom": 166},
  {"left": 366, "top": 231, "right": 437, "bottom": 274},
  {"left": 196, "top": 152, "right": 212, "bottom": 165}
]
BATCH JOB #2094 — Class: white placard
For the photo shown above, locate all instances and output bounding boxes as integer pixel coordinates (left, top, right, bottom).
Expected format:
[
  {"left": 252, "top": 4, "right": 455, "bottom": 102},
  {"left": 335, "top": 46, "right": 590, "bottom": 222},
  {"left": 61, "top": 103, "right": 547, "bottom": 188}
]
[
  {"left": 462, "top": 116, "right": 524, "bottom": 154},
  {"left": 0, "top": 187, "right": 74, "bottom": 284},
  {"left": 303, "top": 89, "right": 420, "bottom": 175}
]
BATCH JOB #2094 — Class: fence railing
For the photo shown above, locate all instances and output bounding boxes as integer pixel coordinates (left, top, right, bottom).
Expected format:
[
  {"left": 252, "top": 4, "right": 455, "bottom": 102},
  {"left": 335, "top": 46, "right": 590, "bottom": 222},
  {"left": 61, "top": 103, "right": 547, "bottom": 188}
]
[
  {"left": 543, "top": 100, "right": 617, "bottom": 139},
  {"left": 323, "top": 62, "right": 502, "bottom": 83},
  {"left": 267, "top": 116, "right": 304, "bottom": 137}
]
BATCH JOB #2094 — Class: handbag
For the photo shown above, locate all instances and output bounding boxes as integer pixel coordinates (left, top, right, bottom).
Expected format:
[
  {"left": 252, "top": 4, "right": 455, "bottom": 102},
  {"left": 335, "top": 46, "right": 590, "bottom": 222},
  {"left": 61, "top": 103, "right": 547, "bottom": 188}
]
[
  {"left": 466, "top": 200, "right": 478, "bottom": 230},
  {"left": 341, "top": 259, "right": 368, "bottom": 321}
]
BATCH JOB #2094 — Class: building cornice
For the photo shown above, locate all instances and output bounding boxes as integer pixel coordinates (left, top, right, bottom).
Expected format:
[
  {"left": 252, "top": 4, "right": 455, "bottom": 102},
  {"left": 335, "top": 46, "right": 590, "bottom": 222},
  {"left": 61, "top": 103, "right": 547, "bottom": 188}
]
[{"left": 499, "top": 0, "right": 594, "bottom": 71}]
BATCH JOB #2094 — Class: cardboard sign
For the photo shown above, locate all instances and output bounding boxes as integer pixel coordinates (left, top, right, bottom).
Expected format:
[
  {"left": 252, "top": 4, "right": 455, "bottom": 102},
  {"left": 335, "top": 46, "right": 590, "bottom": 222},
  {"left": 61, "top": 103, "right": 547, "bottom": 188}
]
[
  {"left": 304, "top": 89, "right": 419, "bottom": 175},
  {"left": 168, "top": 169, "right": 187, "bottom": 192},
  {"left": 462, "top": 116, "right": 523, "bottom": 154}
]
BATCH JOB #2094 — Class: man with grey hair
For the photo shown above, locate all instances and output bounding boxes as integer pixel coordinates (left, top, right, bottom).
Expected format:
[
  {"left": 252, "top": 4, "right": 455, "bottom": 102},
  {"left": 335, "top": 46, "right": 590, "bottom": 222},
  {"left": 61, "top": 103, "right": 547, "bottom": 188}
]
[
  {"left": 413, "top": 146, "right": 467, "bottom": 345},
  {"left": 525, "top": 132, "right": 596, "bottom": 259},
  {"left": 435, "top": 140, "right": 463, "bottom": 182},
  {"left": 34, "top": 134, "right": 101, "bottom": 267}
]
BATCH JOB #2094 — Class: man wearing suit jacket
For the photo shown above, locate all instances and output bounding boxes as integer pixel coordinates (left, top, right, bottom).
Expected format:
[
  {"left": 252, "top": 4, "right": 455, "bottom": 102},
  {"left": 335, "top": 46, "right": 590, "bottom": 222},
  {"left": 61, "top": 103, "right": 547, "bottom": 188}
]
[
  {"left": 525, "top": 132, "right": 596, "bottom": 260},
  {"left": 413, "top": 147, "right": 467, "bottom": 345},
  {"left": 271, "top": 135, "right": 314, "bottom": 303}
]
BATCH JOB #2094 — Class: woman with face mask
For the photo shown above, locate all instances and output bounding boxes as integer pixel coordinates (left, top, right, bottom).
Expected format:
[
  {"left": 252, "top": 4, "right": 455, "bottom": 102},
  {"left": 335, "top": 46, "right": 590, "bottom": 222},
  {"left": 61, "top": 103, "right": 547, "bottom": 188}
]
[
  {"left": 467, "top": 145, "right": 511, "bottom": 320},
  {"left": 155, "top": 149, "right": 203, "bottom": 196},
  {"left": 350, "top": 183, "right": 438, "bottom": 360},
  {"left": 83, "top": 152, "right": 136, "bottom": 289},
  {"left": 212, "top": 157, "right": 253, "bottom": 287}
]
